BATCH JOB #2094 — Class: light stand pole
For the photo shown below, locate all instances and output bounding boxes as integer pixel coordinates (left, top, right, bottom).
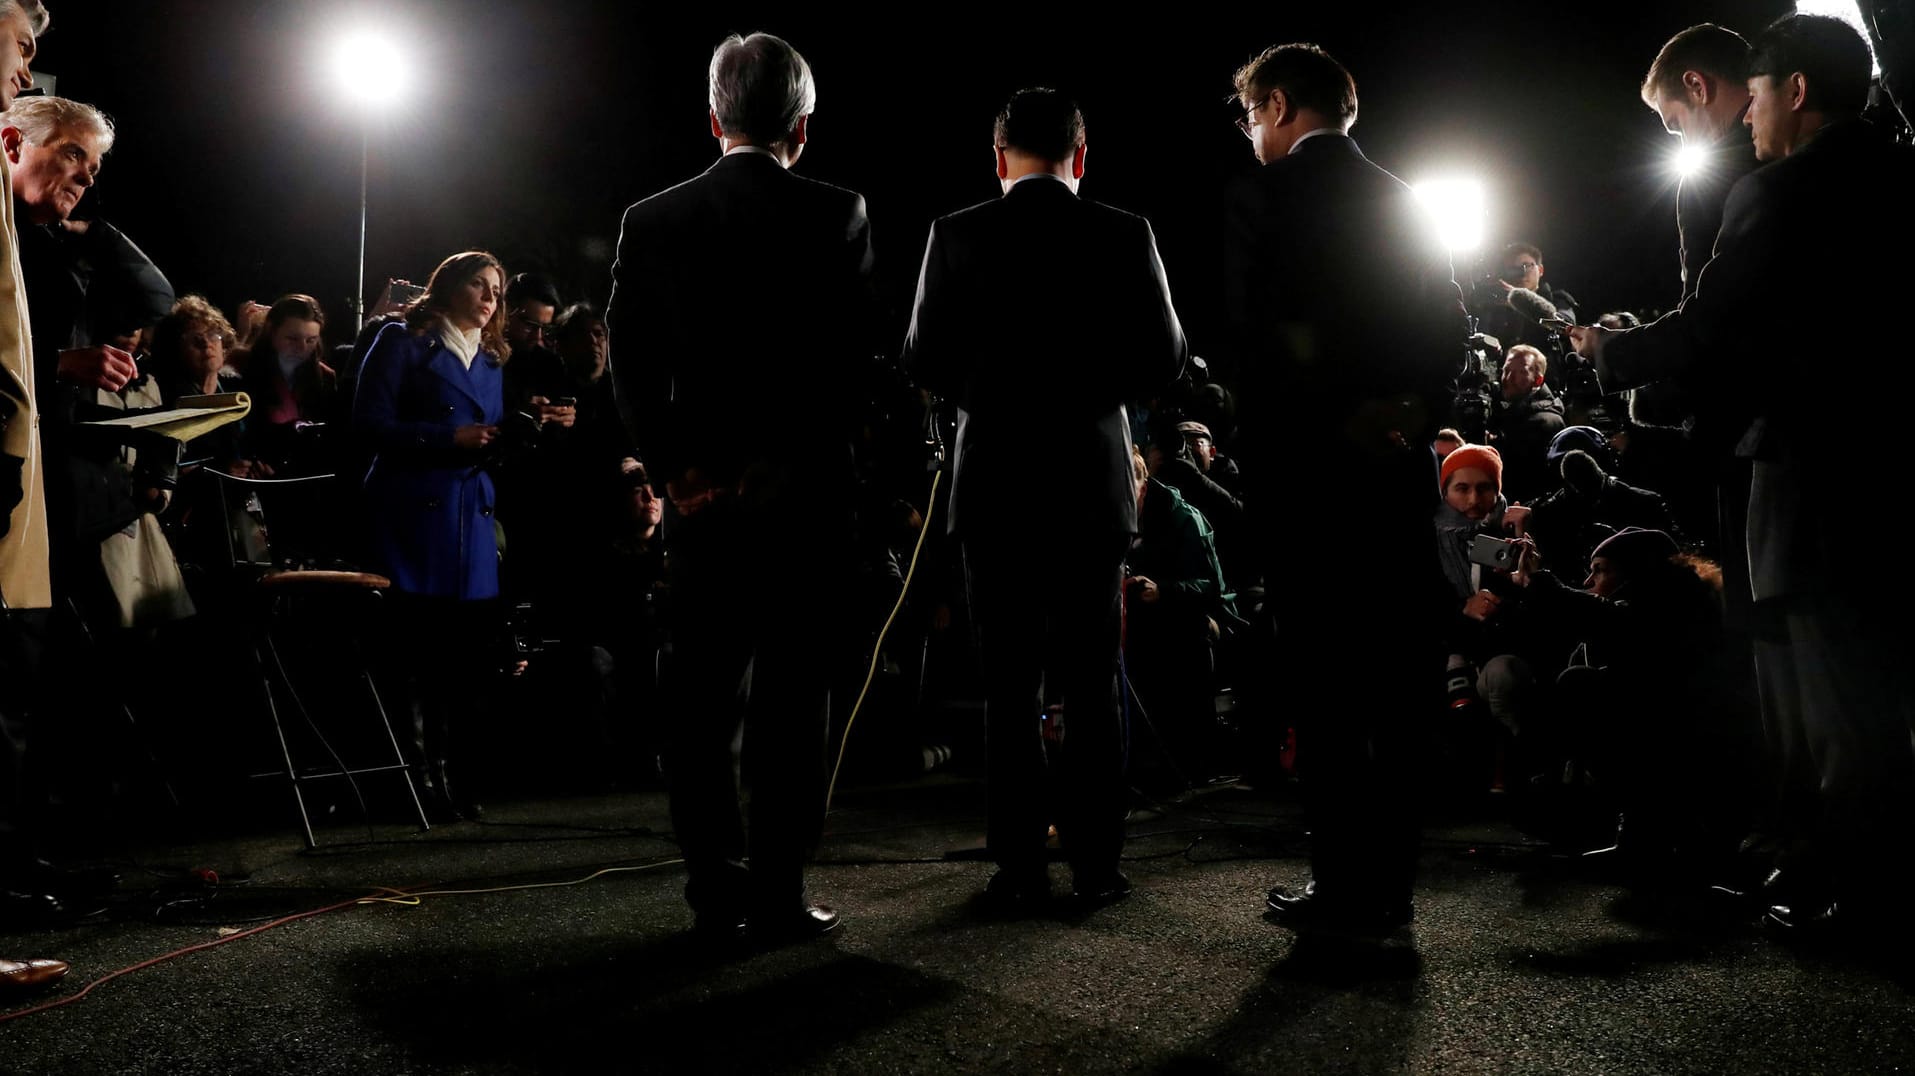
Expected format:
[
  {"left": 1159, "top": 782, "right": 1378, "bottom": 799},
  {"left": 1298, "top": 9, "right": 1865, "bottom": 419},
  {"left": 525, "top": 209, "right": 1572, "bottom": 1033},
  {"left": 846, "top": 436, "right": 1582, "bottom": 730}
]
[{"left": 357, "top": 123, "right": 368, "bottom": 325}]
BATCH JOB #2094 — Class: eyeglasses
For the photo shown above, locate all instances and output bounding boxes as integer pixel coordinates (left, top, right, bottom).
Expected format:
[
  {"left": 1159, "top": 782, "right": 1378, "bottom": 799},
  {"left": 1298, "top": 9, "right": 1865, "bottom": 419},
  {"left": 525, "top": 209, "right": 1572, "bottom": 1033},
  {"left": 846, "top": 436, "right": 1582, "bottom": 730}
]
[
  {"left": 1233, "top": 91, "right": 1275, "bottom": 138},
  {"left": 1504, "top": 261, "right": 1541, "bottom": 274},
  {"left": 510, "top": 313, "right": 554, "bottom": 338},
  {"left": 184, "top": 332, "right": 227, "bottom": 349}
]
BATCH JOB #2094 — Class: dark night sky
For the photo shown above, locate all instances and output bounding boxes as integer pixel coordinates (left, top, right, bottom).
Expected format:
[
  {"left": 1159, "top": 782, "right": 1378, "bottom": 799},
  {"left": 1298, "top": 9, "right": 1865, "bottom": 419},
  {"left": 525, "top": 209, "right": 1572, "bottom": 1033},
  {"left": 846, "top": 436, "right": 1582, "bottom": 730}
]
[{"left": 40, "top": 0, "right": 1797, "bottom": 360}]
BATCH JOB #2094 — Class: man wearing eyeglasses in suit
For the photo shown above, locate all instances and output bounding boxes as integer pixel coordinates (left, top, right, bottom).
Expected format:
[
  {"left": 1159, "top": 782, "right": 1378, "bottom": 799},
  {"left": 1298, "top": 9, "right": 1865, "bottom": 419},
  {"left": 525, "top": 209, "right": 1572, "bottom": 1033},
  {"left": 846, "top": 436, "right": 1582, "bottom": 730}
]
[{"left": 1225, "top": 42, "right": 1466, "bottom": 934}]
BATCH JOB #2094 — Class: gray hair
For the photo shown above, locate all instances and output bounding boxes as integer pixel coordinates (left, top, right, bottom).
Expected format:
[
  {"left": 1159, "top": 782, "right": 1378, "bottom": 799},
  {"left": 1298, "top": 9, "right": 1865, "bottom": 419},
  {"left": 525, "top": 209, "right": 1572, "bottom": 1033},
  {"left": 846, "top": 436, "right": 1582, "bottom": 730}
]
[
  {"left": 0, "top": 1, "right": 49, "bottom": 36},
  {"left": 707, "top": 32, "right": 815, "bottom": 146},
  {"left": 0, "top": 95, "right": 114, "bottom": 154}
]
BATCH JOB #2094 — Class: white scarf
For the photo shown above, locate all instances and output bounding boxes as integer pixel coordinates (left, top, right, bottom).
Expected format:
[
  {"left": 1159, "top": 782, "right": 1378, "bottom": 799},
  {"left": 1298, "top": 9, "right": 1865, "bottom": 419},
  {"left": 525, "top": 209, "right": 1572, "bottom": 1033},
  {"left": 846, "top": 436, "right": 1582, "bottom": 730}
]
[{"left": 437, "top": 318, "right": 483, "bottom": 370}]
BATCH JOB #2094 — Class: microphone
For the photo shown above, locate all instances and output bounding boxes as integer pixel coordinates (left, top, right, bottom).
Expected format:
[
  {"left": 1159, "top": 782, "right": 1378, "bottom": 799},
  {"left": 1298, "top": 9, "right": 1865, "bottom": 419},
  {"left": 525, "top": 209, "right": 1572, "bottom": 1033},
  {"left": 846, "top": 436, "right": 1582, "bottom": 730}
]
[{"left": 1505, "top": 287, "right": 1563, "bottom": 326}]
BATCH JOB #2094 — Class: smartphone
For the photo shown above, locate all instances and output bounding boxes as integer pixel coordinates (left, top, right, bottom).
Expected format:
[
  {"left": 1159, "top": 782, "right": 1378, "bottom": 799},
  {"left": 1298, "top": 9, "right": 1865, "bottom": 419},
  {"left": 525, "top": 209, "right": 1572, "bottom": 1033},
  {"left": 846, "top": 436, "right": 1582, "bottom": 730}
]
[
  {"left": 384, "top": 281, "right": 425, "bottom": 307},
  {"left": 1468, "top": 533, "right": 1520, "bottom": 570},
  {"left": 551, "top": 396, "right": 577, "bottom": 408},
  {"left": 1539, "top": 317, "right": 1574, "bottom": 332}
]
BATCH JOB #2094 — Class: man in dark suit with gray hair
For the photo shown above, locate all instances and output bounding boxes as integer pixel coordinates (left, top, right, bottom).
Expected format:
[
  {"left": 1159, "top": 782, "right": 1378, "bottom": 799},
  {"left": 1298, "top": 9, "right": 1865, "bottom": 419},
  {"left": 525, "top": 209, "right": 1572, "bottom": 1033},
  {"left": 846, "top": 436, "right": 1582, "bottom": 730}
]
[
  {"left": 902, "top": 88, "right": 1186, "bottom": 911},
  {"left": 606, "top": 31, "right": 872, "bottom": 946}
]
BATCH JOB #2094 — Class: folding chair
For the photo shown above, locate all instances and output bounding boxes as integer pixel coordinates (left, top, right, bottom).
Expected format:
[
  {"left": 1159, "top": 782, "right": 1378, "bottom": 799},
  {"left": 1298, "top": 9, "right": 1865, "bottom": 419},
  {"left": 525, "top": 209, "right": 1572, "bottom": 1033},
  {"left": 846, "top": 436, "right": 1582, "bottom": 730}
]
[{"left": 203, "top": 468, "right": 431, "bottom": 847}]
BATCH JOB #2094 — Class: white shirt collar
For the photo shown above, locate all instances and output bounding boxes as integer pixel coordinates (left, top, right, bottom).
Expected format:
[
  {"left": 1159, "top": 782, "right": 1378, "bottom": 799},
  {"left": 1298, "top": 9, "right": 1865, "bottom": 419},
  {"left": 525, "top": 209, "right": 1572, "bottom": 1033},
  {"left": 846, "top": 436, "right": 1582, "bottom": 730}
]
[
  {"left": 1289, "top": 127, "right": 1346, "bottom": 155},
  {"left": 1011, "top": 172, "right": 1071, "bottom": 189},
  {"left": 724, "top": 144, "right": 784, "bottom": 164}
]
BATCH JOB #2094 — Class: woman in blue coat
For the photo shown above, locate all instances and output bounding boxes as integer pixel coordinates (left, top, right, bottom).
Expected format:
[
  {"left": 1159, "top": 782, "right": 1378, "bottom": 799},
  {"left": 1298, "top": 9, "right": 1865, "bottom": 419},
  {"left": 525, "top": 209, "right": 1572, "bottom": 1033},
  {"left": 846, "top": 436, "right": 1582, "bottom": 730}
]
[{"left": 353, "top": 250, "right": 509, "bottom": 820}]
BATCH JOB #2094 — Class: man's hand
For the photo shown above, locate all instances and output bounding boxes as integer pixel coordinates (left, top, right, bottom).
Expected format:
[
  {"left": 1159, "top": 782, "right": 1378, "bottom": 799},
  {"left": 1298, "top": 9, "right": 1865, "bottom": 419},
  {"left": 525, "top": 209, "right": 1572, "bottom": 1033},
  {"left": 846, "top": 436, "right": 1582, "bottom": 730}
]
[
  {"left": 1509, "top": 537, "right": 1542, "bottom": 589},
  {"left": 667, "top": 469, "right": 719, "bottom": 518},
  {"left": 57, "top": 345, "right": 138, "bottom": 392},
  {"left": 1567, "top": 322, "right": 1612, "bottom": 363},
  {"left": 1128, "top": 575, "right": 1161, "bottom": 605},
  {"left": 1462, "top": 589, "right": 1502, "bottom": 621},
  {"left": 527, "top": 396, "right": 576, "bottom": 429},
  {"left": 58, "top": 218, "right": 91, "bottom": 236},
  {"left": 452, "top": 424, "right": 499, "bottom": 452},
  {"left": 1502, "top": 504, "right": 1531, "bottom": 538},
  {"left": 226, "top": 458, "right": 275, "bottom": 479}
]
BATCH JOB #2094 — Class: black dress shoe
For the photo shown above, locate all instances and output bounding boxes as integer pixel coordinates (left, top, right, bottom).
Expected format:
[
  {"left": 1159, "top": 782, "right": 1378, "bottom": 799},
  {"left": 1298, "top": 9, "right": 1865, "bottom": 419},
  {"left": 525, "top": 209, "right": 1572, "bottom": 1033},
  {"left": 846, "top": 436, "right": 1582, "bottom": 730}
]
[
  {"left": 983, "top": 868, "right": 1051, "bottom": 913},
  {"left": 1265, "top": 882, "right": 1411, "bottom": 933},
  {"left": 0, "top": 889, "right": 68, "bottom": 930},
  {"left": 691, "top": 913, "right": 749, "bottom": 945},
  {"left": 1072, "top": 871, "right": 1133, "bottom": 907},
  {"left": 750, "top": 904, "right": 841, "bottom": 946}
]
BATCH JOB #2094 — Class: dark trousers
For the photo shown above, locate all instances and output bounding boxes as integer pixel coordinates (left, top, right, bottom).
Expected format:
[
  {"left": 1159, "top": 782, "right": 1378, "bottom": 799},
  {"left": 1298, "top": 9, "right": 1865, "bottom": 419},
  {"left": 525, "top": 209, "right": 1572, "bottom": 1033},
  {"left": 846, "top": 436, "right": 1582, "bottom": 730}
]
[
  {"left": 0, "top": 609, "right": 48, "bottom": 872},
  {"left": 384, "top": 593, "right": 499, "bottom": 796},
  {"left": 660, "top": 474, "right": 842, "bottom": 920},
  {"left": 964, "top": 533, "right": 1130, "bottom": 882},
  {"left": 1255, "top": 457, "right": 1446, "bottom": 910}
]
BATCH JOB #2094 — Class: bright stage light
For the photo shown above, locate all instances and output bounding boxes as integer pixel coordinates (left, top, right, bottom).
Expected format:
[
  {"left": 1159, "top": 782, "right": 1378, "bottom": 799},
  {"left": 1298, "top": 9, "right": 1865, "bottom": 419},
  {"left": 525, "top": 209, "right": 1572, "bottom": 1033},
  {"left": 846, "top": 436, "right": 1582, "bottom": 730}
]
[
  {"left": 1673, "top": 142, "right": 1708, "bottom": 179},
  {"left": 1411, "top": 178, "right": 1486, "bottom": 253},
  {"left": 333, "top": 33, "right": 411, "bottom": 107},
  {"left": 1794, "top": 0, "right": 1882, "bottom": 74}
]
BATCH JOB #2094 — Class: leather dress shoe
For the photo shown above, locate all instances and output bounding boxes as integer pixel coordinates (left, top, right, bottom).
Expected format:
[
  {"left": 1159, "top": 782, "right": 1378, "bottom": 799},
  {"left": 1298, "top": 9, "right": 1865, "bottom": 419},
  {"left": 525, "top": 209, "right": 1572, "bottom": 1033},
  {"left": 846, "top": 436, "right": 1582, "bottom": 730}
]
[
  {"left": 750, "top": 903, "right": 841, "bottom": 946},
  {"left": 691, "top": 912, "right": 749, "bottom": 946},
  {"left": 983, "top": 868, "right": 1051, "bottom": 913},
  {"left": 1072, "top": 870, "right": 1133, "bottom": 907},
  {"left": 0, "top": 889, "right": 67, "bottom": 930},
  {"left": 0, "top": 957, "right": 69, "bottom": 995},
  {"left": 1265, "top": 882, "right": 1412, "bottom": 933}
]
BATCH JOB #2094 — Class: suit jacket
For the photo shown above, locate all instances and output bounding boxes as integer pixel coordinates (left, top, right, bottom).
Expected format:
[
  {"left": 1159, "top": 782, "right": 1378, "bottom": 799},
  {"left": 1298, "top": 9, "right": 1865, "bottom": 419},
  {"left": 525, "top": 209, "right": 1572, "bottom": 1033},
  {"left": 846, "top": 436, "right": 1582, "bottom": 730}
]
[
  {"left": 0, "top": 154, "right": 48, "bottom": 609},
  {"left": 605, "top": 151, "right": 873, "bottom": 488},
  {"left": 1223, "top": 134, "right": 1465, "bottom": 536},
  {"left": 900, "top": 176, "right": 1186, "bottom": 537},
  {"left": 1597, "top": 120, "right": 1915, "bottom": 603},
  {"left": 352, "top": 321, "right": 504, "bottom": 600}
]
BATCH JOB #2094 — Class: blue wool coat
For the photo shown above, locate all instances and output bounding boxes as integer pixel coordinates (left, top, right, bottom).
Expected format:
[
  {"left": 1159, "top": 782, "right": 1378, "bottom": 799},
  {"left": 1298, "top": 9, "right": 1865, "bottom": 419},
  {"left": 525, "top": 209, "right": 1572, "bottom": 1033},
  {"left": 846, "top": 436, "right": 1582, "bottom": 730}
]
[{"left": 353, "top": 321, "right": 503, "bottom": 599}]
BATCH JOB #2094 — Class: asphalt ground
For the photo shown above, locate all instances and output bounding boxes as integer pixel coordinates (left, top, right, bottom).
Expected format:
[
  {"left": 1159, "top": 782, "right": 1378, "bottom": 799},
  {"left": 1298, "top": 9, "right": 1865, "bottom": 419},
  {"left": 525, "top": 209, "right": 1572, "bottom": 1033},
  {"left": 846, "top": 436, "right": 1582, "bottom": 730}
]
[{"left": 2, "top": 773, "right": 1911, "bottom": 1075}]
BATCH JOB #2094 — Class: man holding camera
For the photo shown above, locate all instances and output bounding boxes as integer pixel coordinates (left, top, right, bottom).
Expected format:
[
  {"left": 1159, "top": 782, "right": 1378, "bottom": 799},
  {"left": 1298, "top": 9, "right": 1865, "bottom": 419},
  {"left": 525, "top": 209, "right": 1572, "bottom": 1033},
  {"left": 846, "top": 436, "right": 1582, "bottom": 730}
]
[
  {"left": 606, "top": 32, "right": 872, "bottom": 945},
  {"left": 1571, "top": 14, "right": 1915, "bottom": 931},
  {"left": 1224, "top": 43, "right": 1465, "bottom": 932}
]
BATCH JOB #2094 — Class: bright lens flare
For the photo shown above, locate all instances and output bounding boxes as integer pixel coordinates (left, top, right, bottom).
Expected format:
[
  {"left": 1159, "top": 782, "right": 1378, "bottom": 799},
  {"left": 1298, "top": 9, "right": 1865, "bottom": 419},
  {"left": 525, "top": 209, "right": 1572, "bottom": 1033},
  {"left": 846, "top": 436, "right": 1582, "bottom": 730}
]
[
  {"left": 1412, "top": 179, "right": 1486, "bottom": 253},
  {"left": 1674, "top": 143, "right": 1709, "bottom": 179},
  {"left": 333, "top": 34, "right": 411, "bottom": 107}
]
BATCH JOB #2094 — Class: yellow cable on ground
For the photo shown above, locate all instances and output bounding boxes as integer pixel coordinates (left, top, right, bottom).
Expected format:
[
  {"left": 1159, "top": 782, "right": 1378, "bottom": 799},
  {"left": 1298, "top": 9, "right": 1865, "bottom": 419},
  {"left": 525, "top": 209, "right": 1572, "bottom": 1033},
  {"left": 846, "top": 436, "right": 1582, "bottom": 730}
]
[
  {"left": 358, "top": 858, "right": 687, "bottom": 906},
  {"left": 825, "top": 468, "right": 942, "bottom": 814}
]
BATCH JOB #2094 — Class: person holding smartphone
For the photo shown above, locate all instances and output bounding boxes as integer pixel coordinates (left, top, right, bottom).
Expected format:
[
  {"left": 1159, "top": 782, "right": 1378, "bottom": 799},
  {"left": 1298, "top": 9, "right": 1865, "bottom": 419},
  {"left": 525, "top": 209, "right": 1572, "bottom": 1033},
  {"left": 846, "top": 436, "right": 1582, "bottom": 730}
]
[{"left": 353, "top": 250, "right": 511, "bottom": 821}]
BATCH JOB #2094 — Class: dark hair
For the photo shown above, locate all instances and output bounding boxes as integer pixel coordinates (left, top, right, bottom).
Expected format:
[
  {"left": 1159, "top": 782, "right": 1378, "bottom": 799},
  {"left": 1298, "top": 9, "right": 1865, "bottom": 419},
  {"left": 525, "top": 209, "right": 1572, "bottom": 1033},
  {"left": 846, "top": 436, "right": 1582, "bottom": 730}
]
[
  {"left": 1641, "top": 24, "right": 1752, "bottom": 106},
  {"left": 1501, "top": 241, "right": 1543, "bottom": 265},
  {"left": 404, "top": 251, "right": 511, "bottom": 364},
  {"left": 256, "top": 293, "right": 327, "bottom": 364},
  {"left": 992, "top": 88, "right": 1085, "bottom": 163},
  {"left": 1232, "top": 43, "right": 1357, "bottom": 127},
  {"left": 1748, "top": 13, "right": 1874, "bottom": 115},
  {"left": 506, "top": 272, "right": 561, "bottom": 312}
]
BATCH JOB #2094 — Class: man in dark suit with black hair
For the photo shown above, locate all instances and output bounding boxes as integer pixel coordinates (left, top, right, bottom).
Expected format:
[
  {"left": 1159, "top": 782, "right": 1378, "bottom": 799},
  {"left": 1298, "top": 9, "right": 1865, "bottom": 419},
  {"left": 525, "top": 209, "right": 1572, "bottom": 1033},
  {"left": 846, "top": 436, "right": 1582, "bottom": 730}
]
[
  {"left": 605, "top": 31, "right": 872, "bottom": 945},
  {"left": 1224, "top": 43, "right": 1466, "bottom": 932},
  {"left": 902, "top": 88, "right": 1186, "bottom": 910},
  {"left": 1572, "top": 14, "right": 1915, "bottom": 931}
]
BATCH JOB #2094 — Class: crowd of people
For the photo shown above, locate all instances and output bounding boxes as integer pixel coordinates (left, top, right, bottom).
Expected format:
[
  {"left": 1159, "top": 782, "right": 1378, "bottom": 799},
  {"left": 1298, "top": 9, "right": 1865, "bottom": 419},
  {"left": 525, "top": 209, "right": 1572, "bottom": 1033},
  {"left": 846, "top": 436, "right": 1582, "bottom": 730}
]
[{"left": 1, "top": 0, "right": 1911, "bottom": 993}]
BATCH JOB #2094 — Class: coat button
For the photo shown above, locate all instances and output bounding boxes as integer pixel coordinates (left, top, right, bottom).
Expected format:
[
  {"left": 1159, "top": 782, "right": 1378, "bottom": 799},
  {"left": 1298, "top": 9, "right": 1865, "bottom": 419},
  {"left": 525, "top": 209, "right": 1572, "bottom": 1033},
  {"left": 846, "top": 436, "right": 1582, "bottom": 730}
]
[
  {"left": 481, "top": 506, "right": 493, "bottom": 517},
  {"left": 445, "top": 405, "right": 455, "bottom": 415}
]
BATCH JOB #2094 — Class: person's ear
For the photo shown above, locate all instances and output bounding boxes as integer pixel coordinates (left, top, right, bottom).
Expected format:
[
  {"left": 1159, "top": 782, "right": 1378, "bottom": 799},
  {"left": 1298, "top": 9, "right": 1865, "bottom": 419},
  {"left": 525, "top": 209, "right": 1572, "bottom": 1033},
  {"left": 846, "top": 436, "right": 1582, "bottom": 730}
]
[
  {"left": 1684, "top": 70, "right": 1712, "bottom": 106},
  {"left": 790, "top": 113, "right": 809, "bottom": 146},
  {"left": 0, "top": 126, "right": 21, "bottom": 164},
  {"left": 1270, "top": 87, "right": 1293, "bottom": 126},
  {"left": 1071, "top": 142, "right": 1086, "bottom": 180},
  {"left": 995, "top": 145, "right": 1009, "bottom": 181},
  {"left": 1786, "top": 72, "right": 1809, "bottom": 113},
  {"left": 708, "top": 110, "right": 723, "bottom": 141}
]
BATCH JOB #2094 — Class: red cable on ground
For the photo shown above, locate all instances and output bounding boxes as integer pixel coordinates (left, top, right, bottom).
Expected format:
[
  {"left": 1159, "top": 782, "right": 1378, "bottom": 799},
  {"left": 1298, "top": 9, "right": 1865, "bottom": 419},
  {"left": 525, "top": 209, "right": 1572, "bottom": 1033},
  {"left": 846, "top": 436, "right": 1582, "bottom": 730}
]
[{"left": 0, "top": 888, "right": 399, "bottom": 1024}]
